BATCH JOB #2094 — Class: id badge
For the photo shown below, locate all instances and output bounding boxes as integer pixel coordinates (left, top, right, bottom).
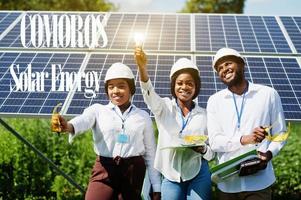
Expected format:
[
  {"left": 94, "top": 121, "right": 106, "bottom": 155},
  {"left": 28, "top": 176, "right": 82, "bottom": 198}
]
[{"left": 117, "top": 133, "right": 129, "bottom": 143}]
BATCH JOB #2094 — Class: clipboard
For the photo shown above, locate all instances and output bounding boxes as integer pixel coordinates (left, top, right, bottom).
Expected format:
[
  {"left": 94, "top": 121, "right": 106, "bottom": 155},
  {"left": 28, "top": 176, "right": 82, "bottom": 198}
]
[
  {"left": 160, "top": 142, "right": 206, "bottom": 150},
  {"left": 160, "top": 135, "right": 207, "bottom": 150},
  {"left": 210, "top": 149, "right": 258, "bottom": 184}
]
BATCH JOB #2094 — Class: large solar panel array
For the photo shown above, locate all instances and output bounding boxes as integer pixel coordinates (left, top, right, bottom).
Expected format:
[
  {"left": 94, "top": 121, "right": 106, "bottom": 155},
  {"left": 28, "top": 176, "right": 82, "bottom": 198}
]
[{"left": 0, "top": 11, "right": 300, "bottom": 121}]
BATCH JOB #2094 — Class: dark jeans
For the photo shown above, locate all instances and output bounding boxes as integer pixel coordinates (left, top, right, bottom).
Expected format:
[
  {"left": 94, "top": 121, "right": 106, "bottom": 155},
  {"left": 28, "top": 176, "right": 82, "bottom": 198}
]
[{"left": 85, "top": 156, "right": 146, "bottom": 200}]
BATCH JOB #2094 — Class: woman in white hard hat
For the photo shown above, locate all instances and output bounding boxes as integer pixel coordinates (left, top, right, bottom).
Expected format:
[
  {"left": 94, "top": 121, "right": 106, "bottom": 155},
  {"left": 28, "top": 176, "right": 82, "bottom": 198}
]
[
  {"left": 135, "top": 48, "right": 214, "bottom": 200},
  {"left": 51, "top": 63, "right": 161, "bottom": 200}
]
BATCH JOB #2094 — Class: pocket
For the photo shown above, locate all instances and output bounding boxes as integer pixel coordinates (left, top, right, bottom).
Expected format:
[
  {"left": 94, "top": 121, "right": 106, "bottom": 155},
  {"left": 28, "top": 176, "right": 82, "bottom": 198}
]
[{"left": 90, "top": 160, "right": 109, "bottom": 181}]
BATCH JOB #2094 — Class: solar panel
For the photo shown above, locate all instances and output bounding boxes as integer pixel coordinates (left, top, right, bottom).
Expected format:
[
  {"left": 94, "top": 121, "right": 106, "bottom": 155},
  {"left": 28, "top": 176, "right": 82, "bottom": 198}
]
[
  {"left": 65, "top": 54, "right": 190, "bottom": 115},
  {"left": 280, "top": 16, "right": 301, "bottom": 53},
  {"left": 0, "top": 51, "right": 86, "bottom": 116},
  {"left": 105, "top": 13, "right": 191, "bottom": 51},
  {"left": 0, "top": 11, "right": 300, "bottom": 121},
  {"left": 66, "top": 53, "right": 119, "bottom": 115},
  {"left": 195, "top": 15, "right": 292, "bottom": 53},
  {"left": 0, "top": 12, "right": 297, "bottom": 53},
  {"left": 0, "top": 12, "right": 21, "bottom": 35},
  {"left": 0, "top": 12, "right": 106, "bottom": 48},
  {"left": 65, "top": 54, "right": 301, "bottom": 121}
]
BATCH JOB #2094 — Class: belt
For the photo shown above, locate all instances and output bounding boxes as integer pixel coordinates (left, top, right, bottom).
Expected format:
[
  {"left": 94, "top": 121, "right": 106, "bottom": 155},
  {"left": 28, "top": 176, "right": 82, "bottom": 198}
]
[{"left": 99, "top": 155, "right": 143, "bottom": 166}]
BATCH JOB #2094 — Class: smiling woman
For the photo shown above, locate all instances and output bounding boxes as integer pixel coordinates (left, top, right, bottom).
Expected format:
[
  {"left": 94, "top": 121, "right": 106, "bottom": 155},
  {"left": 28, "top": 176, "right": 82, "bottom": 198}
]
[
  {"left": 104, "top": 63, "right": 135, "bottom": 109},
  {"left": 107, "top": 79, "right": 131, "bottom": 107},
  {"left": 135, "top": 47, "right": 214, "bottom": 200},
  {"left": 50, "top": 62, "right": 161, "bottom": 200}
]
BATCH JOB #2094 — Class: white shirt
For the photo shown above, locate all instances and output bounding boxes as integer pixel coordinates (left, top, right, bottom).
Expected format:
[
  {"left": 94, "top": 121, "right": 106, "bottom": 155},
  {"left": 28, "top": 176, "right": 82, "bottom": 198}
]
[
  {"left": 140, "top": 80, "right": 215, "bottom": 182},
  {"left": 68, "top": 102, "right": 161, "bottom": 192},
  {"left": 207, "top": 82, "right": 287, "bottom": 193}
]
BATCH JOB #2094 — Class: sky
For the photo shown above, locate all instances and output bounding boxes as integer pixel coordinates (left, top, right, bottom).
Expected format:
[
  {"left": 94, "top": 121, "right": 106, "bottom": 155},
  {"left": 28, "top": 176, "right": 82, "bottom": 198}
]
[{"left": 110, "top": 0, "right": 301, "bottom": 15}]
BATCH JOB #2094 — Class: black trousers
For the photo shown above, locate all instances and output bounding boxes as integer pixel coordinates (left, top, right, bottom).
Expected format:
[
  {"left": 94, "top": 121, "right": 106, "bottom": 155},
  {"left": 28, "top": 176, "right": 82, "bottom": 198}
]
[{"left": 85, "top": 156, "right": 146, "bottom": 200}]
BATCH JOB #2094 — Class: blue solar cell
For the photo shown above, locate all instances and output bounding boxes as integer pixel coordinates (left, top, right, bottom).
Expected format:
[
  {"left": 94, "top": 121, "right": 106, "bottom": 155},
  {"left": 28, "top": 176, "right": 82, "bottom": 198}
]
[
  {"left": 0, "top": 12, "right": 21, "bottom": 36},
  {"left": 236, "top": 16, "right": 260, "bottom": 52},
  {"left": 264, "top": 17, "right": 291, "bottom": 53},
  {"left": 195, "top": 15, "right": 211, "bottom": 51},
  {"left": 249, "top": 16, "right": 276, "bottom": 53},
  {"left": 105, "top": 13, "right": 191, "bottom": 51},
  {"left": 281, "top": 16, "right": 301, "bottom": 53}
]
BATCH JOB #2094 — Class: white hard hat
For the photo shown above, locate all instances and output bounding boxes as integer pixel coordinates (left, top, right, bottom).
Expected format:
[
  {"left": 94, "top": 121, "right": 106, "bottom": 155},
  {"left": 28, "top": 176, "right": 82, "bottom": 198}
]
[
  {"left": 104, "top": 62, "right": 134, "bottom": 82},
  {"left": 212, "top": 48, "right": 245, "bottom": 72},
  {"left": 170, "top": 58, "right": 199, "bottom": 79}
]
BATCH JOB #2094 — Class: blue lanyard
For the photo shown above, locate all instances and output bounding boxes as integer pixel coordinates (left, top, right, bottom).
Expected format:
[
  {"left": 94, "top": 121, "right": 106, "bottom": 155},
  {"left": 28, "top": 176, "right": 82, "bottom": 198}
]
[
  {"left": 113, "top": 105, "right": 133, "bottom": 131},
  {"left": 232, "top": 84, "right": 248, "bottom": 129},
  {"left": 176, "top": 101, "right": 192, "bottom": 134},
  {"left": 232, "top": 93, "right": 245, "bottom": 129}
]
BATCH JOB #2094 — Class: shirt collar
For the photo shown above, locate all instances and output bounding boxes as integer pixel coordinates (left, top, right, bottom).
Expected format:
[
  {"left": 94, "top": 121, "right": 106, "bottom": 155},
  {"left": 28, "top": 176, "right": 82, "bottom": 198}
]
[
  {"left": 171, "top": 98, "right": 204, "bottom": 114},
  {"left": 107, "top": 101, "right": 115, "bottom": 109},
  {"left": 107, "top": 101, "right": 136, "bottom": 114},
  {"left": 224, "top": 81, "right": 260, "bottom": 97}
]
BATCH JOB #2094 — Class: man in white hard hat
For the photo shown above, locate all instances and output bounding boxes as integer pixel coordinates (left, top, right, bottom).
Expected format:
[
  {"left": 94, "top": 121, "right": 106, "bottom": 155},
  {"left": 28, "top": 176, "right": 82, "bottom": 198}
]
[
  {"left": 135, "top": 48, "right": 214, "bottom": 200},
  {"left": 207, "top": 47, "right": 287, "bottom": 200},
  {"left": 51, "top": 63, "right": 161, "bottom": 200}
]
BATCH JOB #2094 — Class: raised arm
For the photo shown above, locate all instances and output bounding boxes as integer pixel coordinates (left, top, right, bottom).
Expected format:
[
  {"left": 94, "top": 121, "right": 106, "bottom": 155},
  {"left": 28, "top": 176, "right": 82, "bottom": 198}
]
[
  {"left": 134, "top": 47, "right": 149, "bottom": 83},
  {"left": 134, "top": 48, "right": 166, "bottom": 116}
]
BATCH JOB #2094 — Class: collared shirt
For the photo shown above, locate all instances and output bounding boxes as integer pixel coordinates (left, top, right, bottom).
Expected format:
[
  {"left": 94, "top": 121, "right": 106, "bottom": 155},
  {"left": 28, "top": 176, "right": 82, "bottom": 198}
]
[
  {"left": 207, "top": 81, "right": 287, "bottom": 193},
  {"left": 68, "top": 102, "right": 161, "bottom": 192},
  {"left": 140, "top": 79, "right": 215, "bottom": 182}
]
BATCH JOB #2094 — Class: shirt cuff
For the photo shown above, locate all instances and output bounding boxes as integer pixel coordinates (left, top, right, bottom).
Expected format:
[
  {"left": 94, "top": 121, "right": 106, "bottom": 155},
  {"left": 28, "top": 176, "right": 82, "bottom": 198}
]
[
  {"left": 267, "top": 142, "right": 285, "bottom": 157},
  {"left": 140, "top": 79, "right": 153, "bottom": 91},
  {"left": 68, "top": 132, "right": 76, "bottom": 144},
  {"left": 268, "top": 148, "right": 276, "bottom": 157},
  {"left": 152, "top": 183, "right": 161, "bottom": 192},
  {"left": 233, "top": 135, "right": 244, "bottom": 148},
  {"left": 68, "top": 120, "right": 79, "bottom": 144},
  {"left": 202, "top": 145, "right": 215, "bottom": 161}
]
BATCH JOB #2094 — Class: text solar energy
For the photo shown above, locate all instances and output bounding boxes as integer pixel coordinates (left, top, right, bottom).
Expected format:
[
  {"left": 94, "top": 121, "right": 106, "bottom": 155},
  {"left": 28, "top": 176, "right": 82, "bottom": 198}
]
[
  {"left": 0, "top": 11, "right": 300, "bottom": 121},
  {"left": 0, "top": 52, "right": 86, "bottom": 115}
]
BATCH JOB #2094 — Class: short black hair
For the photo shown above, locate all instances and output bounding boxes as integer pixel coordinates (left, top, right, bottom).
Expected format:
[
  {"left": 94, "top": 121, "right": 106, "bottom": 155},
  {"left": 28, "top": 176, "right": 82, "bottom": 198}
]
[
  {"left": 105, "top": 78, "right": 136, "bottom": 96},
  {"left": 170, "top": 68, "right": 201, "bottom": 100}
]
